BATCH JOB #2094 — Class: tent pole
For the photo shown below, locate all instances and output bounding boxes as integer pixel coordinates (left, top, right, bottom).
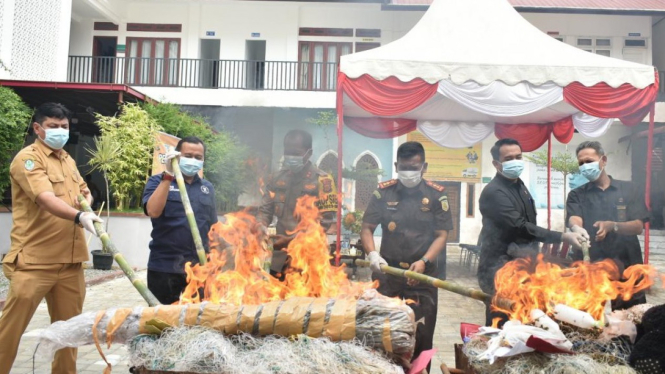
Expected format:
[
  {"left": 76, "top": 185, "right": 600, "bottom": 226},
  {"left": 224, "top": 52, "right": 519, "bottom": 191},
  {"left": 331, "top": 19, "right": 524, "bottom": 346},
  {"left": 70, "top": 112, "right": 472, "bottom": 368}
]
[
  {"left": 335, "top": 76, "right": 344, "bottom": 267},
  {"left": 645, "top": 103, "right": 655, "bottom": 264},
  {"left": 547, "top": 132, "right": 552, "bottom": 230}
]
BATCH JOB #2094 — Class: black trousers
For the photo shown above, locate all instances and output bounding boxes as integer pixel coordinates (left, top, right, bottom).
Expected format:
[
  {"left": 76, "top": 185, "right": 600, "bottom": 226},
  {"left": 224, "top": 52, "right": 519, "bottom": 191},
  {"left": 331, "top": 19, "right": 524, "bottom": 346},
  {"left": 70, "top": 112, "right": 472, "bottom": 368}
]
[
  {"left": 373, "top": 272, "right": 438, "bottom": 373},
  {"left": 147, "top": 270, "right": 189, "bottom": 305}
]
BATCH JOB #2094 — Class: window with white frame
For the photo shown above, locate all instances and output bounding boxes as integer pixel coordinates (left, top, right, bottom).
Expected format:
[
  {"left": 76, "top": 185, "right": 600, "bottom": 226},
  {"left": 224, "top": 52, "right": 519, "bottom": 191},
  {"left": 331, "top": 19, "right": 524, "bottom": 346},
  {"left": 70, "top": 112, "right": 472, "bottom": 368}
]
[
  {"left": 622, "top": 38, "right": 647, "bottom": 64},
  {"left": 575, "top": 37, "right": 611, "bottom": 57}
]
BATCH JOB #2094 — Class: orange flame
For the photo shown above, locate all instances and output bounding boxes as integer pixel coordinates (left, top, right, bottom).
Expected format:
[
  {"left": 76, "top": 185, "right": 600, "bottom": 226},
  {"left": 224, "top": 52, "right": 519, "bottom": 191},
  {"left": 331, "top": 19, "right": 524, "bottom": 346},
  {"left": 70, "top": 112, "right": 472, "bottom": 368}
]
[
  {"left": 492, "top": 254, "right": 658, "bottom": 325},
  {"left": 179, "top": 195, "right": 376, "bottom": 305}
]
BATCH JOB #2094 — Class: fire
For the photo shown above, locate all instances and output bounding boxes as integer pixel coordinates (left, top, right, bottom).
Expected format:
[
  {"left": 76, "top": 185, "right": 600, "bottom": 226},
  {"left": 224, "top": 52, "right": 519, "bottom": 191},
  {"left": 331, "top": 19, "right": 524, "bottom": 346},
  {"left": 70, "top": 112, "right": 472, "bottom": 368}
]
[
  {"left": 179, "top": 195, "right": 376, "bottom": 305},
  {"left": 492, "top": 254, "right": 658, "bottom": 326}
]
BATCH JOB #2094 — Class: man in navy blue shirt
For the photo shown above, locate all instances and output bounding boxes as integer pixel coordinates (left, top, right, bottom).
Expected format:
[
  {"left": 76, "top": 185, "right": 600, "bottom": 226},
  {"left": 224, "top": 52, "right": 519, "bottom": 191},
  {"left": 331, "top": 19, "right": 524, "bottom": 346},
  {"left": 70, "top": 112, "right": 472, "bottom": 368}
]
[{"left": 142, "top": 136, "right": 218, "bottom": 304}]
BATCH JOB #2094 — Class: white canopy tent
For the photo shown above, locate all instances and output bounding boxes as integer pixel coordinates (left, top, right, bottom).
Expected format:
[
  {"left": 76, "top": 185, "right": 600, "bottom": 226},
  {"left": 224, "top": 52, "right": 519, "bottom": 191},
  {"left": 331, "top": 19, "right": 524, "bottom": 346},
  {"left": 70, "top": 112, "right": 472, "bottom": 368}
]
[{"left": 334, "top": 0, "right": 658, "bottom": 261}]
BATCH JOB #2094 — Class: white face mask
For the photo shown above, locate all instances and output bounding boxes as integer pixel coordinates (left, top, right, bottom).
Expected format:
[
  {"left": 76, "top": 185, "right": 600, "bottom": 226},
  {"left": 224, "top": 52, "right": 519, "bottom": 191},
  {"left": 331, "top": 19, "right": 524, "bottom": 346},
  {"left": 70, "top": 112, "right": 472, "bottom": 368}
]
[{"left": 397, "top": 167, "right": 423, "bottom": 188}]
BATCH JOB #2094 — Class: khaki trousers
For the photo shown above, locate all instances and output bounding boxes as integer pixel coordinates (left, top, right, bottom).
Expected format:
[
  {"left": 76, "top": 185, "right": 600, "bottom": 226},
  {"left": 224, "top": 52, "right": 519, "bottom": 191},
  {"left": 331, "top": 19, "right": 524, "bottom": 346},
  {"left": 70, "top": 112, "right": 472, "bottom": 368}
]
[{"left": 0, "top": 253, "right": 85, "bottom": 374}]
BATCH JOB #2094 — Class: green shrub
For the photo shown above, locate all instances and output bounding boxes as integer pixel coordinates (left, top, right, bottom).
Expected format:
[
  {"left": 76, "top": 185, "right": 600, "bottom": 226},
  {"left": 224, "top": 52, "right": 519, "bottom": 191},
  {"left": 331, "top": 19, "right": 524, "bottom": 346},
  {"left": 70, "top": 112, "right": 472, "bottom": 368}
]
[
  {"left": 143, "top": 102, "right": 248, "bottom": 212},
  {"left": 0, "top": 87, "right": 31, "bottom": 197},
  {"left": 95, "top": 103, "right": 161, "bottom": 210}
]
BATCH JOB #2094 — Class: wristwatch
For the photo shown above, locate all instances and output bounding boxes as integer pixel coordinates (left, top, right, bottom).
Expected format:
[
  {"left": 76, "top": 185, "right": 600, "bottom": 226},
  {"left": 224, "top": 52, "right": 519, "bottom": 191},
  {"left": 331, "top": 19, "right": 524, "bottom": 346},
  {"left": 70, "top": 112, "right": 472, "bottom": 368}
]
[
  {"left": 74, "top": 211, "right": 83, "bottom": 225},
  {"left": 613, "top": 222, "right": 619, "bottom": 233},
  {"left": 420, "top": 257, "right": 430, "bottom": 265},
  {"left": 162, "top": 171, "right": 174, "bottom": 182}
]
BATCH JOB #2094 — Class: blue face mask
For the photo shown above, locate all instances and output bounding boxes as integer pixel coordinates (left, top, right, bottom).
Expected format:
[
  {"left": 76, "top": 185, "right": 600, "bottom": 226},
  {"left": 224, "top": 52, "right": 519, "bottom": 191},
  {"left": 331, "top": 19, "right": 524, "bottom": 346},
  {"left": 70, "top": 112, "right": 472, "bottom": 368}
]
[
  {"left": 501, "top": 159, "right": 524, "bottom": 179},
  {"left": 579, "top": 161, "right": 602, "bottom": 182},
  {"left": 179, "top": 157, "right": 203, "bottom": 177},
  {"left": 283, "top": 155, "right": 305, "bottom": 172},
  {"left": 40, "top": 127, "right": 69, "bottom": 150},
  {"left": 568, "top": 173, "right": 589, "bottom": 190}
]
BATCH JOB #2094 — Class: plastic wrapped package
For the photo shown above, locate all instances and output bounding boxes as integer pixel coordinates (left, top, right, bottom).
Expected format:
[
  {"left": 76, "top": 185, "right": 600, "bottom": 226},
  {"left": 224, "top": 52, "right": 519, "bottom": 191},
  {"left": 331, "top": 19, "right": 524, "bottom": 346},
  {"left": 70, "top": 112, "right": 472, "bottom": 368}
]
[{"left": 36, "top": 291, "right": 415, "bottom": 363}]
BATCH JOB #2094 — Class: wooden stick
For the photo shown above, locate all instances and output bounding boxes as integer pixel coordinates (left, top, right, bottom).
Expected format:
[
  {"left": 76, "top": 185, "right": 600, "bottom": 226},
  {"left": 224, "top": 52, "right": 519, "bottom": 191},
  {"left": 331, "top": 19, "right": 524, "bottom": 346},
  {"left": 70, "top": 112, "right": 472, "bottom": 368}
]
[
  {"left": 171, "top": 159, "right": 207, "bottom": 265},
  {"left": 355, "top": 259, "right": 514, "bottom": 311},
  {"left": 78, "top": 195, "right": 161, "bottom": 306}
]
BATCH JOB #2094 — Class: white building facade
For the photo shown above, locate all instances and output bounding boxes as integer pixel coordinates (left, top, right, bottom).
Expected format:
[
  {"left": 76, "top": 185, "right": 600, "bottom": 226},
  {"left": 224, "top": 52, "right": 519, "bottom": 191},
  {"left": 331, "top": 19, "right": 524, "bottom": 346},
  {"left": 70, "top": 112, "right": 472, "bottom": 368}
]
[{"left": 1, "top": 0, "right": 665, "bottom": 246}]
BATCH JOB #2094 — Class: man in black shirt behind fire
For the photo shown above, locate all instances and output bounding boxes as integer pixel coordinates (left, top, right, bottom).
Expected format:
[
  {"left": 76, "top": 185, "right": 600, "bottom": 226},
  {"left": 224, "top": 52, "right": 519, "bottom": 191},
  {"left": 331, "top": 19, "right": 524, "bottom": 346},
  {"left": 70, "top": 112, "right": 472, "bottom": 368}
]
[
  {"left": 566, "top": 140, "right": 649, "bottom": 309},
  {"left": 361, "top": 141, "right": 453, "bottom": 371},
  {"left": 478, "top": 138, "right": 586, "bottom": 326}
]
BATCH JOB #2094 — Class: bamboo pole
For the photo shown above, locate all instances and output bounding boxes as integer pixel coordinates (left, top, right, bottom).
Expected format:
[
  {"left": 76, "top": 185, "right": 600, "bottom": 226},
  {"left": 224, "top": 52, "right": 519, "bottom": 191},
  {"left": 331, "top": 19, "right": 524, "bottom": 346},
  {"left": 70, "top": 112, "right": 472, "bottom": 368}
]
[
  {"left": 78, "top": 195, "right": 161, "bottom": 307},
  {"left": 171, "top": 159, "right": 207, "bottom": 265},
  {"left": 355, "top": 259, "right": 514, "bottom": 311},
  {"left": 581, "top": 241, "right": 590, "bottom": 262}
]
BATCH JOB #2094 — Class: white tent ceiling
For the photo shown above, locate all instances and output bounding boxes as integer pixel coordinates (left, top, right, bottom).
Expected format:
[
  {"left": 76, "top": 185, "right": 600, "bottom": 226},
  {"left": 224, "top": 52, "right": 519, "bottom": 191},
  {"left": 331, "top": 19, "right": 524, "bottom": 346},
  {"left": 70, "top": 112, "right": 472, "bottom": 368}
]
[
  {"left": 340, "top": 0, "right": 655, "bottom": 89},
  {"left": 338, "top": 0, "right": 657, "bottom": 146}
]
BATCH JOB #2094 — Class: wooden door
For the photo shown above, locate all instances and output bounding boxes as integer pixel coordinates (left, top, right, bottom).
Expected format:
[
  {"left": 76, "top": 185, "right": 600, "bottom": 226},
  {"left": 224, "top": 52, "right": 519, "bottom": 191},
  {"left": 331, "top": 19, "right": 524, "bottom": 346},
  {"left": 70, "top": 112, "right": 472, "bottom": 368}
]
[{"left": 436, "top": 181, "right": 461, "bottom": 243}]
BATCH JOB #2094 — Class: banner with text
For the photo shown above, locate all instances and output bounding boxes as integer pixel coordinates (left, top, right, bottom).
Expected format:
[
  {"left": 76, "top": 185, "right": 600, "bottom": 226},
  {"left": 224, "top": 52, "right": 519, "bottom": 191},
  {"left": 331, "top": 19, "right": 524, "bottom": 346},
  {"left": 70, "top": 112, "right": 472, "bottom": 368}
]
[
  {"left": 407, "top": 131, "right": 482, "bottom": 182},
  {"left": 528, "top": 163, "right": 565, "bottom": 209}
]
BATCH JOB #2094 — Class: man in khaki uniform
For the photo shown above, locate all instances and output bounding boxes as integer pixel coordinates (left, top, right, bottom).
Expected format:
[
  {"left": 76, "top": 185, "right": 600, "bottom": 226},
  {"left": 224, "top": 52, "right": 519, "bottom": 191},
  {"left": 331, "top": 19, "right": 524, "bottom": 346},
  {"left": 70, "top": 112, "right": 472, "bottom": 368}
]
[
  {"left": 0, "top": 103, "right": 102, "bottom": 374},
  {"left": 257, "top": 130, "right": 337, "bottom": 279}
]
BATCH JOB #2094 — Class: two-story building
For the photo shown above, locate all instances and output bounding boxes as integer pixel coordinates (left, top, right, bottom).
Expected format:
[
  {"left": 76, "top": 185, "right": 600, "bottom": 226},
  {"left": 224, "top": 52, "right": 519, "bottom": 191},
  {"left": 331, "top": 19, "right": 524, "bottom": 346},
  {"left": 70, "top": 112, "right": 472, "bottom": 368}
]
[{"left": 2, "top": 0, "right": 665, "bottom": 246}]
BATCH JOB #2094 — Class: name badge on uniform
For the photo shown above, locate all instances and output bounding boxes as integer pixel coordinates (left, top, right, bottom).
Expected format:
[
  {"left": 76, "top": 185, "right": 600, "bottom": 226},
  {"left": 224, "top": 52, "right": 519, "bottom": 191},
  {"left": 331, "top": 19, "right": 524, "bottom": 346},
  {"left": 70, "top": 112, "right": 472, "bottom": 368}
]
[
  {"left": 169, "top": 185, "right": 179, "bottom": 192},
  {"left": 387, "top": 201, "right": 398, "bottom": 210}
]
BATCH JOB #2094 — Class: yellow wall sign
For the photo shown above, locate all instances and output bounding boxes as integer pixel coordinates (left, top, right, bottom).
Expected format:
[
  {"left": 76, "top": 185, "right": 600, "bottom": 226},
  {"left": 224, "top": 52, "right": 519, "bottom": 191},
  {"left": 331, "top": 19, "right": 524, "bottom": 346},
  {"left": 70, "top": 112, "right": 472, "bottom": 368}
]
[{"left": 406, "top": 131, "right": 482, "bottom": 182}]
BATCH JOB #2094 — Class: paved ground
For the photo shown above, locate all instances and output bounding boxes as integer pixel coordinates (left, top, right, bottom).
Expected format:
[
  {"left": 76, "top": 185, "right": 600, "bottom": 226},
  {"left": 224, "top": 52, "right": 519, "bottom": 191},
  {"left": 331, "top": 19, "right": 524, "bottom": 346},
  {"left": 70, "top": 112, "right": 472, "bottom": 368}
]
[{"left": 4, "top": 246, "right": 665, "bottom": 374}]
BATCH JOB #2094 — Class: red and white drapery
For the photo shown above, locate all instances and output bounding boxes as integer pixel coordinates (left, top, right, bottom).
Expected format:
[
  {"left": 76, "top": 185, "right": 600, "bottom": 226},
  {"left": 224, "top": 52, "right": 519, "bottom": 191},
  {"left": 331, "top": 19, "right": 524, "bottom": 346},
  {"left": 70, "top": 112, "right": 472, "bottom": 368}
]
[{"left": 335, "top": 71, "right": 659, "bottom": 263}]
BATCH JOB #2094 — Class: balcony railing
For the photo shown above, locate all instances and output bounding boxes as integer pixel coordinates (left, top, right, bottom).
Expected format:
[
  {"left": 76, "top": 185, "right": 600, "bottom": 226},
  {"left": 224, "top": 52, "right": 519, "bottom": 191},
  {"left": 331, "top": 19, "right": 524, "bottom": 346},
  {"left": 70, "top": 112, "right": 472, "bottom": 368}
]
[{"left": 68, "top": 56, "right": 339, "bottom": 91}]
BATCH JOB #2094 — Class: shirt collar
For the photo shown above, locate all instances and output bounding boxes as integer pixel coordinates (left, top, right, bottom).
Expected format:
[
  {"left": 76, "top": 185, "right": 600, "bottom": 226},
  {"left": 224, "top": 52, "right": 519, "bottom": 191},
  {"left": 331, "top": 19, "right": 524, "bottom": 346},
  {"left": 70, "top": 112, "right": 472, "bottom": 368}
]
[
  {"left": 33, "top": 138, "right": 67, "bottom": 159},
  {"left": 395, "top": 179, "right": 425, "bottom": 194},
  {"left": 494, "top": 172, "right": 522, "bottom": 187},
  {"left": 584, "top": 175, "right": 617, "bottom": 191},
  {"left": 189, "top": 173, "right": 202, "bottom": 184}
]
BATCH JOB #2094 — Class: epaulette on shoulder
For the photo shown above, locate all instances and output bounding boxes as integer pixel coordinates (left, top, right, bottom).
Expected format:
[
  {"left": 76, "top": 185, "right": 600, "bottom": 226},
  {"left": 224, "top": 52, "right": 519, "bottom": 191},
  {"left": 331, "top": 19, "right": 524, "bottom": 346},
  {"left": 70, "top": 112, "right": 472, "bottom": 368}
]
[
  {"left": 425, "top": 180, "right": 445, "bottom": 192},
  {"left": 378, "top": 179, "right": 398, "bottom": 189}
]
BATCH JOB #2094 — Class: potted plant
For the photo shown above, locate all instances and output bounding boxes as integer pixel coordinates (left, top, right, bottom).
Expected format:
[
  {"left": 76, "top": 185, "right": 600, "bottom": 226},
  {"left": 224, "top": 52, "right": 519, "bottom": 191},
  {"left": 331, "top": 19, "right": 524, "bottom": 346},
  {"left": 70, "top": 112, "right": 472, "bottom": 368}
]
[
  {"left": 85, "top": 135, "right": 120, "bottom": 270},
  {"left": 342, "top": 208, "right": 364, "bottom": 256}
]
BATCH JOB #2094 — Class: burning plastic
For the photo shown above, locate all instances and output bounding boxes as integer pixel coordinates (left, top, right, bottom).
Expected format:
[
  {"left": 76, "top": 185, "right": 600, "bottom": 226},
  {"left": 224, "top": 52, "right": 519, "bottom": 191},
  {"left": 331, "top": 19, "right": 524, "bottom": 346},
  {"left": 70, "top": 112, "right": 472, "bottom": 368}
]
[
  {"left": 552, "top": 304, "right": 602, "bottom": 330},
  {"left": 492, "top": 254, "right": 658, "bottom": 325}
]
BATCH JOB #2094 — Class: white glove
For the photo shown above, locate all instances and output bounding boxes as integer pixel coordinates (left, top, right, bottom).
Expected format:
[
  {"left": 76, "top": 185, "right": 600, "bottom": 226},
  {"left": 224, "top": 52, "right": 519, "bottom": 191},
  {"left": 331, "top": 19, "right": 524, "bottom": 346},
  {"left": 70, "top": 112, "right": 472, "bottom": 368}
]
[
  {"left": 570, "top": 225, "right": 590, "bottom": 242},
  {"left": 367, "top": 251, "right": 387, "bottom": 273},
  {"left": 561, "top": 231, "right": 586, "bottom": 250},
  {"left": 80, "top": 212, "right": 103, "bottom": 237},
  {"left": 164, "top": 151, "right": 180, "bottom": 175}
]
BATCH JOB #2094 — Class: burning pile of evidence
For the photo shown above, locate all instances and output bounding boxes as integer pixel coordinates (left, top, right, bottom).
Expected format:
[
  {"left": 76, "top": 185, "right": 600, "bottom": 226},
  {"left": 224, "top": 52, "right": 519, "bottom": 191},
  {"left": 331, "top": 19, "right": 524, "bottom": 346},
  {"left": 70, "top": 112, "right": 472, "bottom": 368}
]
[
  {"left": 462, "top": 255, "right": 663, "bottom": 374},
  {"left": 34, "top": 197, "right": 416, "bottom": 373}
]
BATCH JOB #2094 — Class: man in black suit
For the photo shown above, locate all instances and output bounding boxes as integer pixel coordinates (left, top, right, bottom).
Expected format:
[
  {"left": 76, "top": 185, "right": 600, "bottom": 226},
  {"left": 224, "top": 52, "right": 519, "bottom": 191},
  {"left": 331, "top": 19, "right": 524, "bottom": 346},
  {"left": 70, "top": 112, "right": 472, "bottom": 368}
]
[{"left": 478, "top": 138, "right": 586, "bottom": 326}]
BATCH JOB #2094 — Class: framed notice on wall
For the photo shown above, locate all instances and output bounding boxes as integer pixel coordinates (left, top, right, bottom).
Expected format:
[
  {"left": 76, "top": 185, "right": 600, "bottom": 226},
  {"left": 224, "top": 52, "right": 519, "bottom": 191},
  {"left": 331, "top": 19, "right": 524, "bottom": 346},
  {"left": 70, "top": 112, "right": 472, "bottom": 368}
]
[{"left": 406, "top": 131, "right": 482, "bottom": 183}]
